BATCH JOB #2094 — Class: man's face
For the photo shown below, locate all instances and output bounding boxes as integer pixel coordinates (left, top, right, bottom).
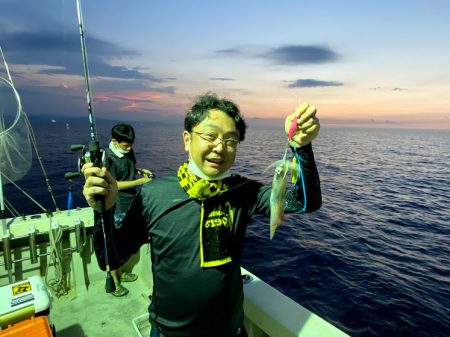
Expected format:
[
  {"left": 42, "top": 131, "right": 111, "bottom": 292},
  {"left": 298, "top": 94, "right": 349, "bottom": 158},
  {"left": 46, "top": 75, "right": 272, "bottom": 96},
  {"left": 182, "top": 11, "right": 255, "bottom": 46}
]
[
  {"left": 112, "top": 140, "right": 133, "bottom": 153},
  {"left": 183, "top": 109, "right": 240, "bottom": 178}
]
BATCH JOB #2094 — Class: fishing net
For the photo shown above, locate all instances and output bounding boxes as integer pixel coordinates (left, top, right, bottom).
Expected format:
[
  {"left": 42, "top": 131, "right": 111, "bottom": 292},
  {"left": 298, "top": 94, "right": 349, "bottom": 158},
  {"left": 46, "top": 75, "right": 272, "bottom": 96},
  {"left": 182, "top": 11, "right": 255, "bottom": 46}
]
[{"left": 0, "top": 76, "right": 33, "bottom": 185}]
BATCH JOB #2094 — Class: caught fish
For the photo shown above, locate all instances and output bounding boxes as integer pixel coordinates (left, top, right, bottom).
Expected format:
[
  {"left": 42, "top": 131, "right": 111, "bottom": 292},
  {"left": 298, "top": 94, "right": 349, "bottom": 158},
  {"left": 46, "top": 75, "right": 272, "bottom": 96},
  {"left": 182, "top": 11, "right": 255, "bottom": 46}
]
[
  {"left": 269, "top": 159, "right": 289, "bottom": 239},
  {"left": 266, "top": 116, "right": 300, "bottom": 239},
  {"left": 266, "top": 145, "right": 298, "bottom": 239}
]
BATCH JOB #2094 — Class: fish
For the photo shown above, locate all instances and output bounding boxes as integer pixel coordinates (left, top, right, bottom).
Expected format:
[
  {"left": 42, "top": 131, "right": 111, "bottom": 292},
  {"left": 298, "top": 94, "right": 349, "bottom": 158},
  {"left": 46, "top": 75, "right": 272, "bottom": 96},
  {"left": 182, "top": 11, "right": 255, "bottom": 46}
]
[
  {"left": 265, "top": 144, "right": 298, "bottom": 239},
  {"left": 265, "top": 116, "right": 301, "bottom": 239}
]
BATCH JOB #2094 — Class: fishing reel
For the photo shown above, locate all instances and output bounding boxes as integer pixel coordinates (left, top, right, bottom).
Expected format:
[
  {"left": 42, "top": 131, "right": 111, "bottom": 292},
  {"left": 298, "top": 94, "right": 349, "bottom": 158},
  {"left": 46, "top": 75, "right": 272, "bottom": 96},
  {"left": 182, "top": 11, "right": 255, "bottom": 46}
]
[
  {"left": 137, "top": 168, "right": 156, "bottom": 179},
  {"left": 64, "top": 143, "right": 108, "bottom": 180}
]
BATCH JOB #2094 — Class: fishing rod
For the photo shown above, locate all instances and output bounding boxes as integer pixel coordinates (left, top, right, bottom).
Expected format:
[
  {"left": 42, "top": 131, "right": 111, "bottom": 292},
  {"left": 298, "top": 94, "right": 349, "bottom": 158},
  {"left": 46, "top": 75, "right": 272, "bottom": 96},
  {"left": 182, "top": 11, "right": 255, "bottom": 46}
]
[{"left": 70, "top": 0, "right": 115, "bottom": 293}]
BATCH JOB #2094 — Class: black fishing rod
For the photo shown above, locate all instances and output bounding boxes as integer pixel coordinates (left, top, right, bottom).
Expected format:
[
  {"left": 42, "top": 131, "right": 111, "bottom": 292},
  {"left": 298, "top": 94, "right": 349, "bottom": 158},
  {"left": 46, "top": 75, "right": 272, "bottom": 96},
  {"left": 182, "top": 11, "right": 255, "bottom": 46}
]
[{"left": 70, "top": 0, "right": 115, "bottom": 293}]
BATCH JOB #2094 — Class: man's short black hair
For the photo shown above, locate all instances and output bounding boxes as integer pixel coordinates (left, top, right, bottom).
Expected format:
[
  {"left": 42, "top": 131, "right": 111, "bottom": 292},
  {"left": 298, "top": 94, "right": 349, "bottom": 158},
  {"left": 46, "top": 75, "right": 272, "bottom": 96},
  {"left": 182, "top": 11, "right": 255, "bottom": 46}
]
[
  {"left": 111, "top": 123, "right": 135, "bottom": 143},
  {"left": 184, "top": 92, "right": 247, "bottom": 142}
]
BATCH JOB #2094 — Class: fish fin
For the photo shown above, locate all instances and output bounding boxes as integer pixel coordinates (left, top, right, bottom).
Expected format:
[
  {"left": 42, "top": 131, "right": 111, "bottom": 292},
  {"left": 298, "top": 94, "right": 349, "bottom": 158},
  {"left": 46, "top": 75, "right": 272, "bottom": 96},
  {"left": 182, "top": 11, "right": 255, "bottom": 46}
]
[{"left": 263, "top": 159, "right": 288, "bottom": 174}]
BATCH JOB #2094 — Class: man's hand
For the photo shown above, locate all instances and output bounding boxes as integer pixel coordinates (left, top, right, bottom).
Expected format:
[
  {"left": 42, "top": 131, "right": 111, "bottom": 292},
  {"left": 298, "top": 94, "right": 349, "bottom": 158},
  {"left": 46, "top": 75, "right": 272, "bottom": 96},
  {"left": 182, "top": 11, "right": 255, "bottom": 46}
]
[
  {"left": 82, "top": 163, "right": 118, "bottom": 212},
  {"left": 138, "top": 168, "right": 155, "bottom": 179},
  {"left": 285, "top": 102, "right": 320, "bottom": 147}
]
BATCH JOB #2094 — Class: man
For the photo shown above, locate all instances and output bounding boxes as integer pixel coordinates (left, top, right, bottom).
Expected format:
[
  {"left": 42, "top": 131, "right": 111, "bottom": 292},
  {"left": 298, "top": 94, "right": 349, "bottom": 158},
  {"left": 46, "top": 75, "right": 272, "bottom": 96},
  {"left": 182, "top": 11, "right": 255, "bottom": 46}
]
[
  {"left": 83, "top": 93, "right": 321, "bottom": 336},
  {"left": 105, "top": 123, "right": 154, "bottom": 296}
]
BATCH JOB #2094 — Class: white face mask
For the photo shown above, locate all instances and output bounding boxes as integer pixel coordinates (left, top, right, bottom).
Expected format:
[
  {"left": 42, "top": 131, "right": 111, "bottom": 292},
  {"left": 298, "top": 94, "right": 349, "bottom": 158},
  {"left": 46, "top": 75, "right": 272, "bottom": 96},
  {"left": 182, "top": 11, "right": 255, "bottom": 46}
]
[
  {"left": 116, "top": 146, "right": 130, "bottom": 154},
  {"left": 187, "top": 160, "right": 231, "bottom": 181},
  {"left": 109, "top": 141, "right": 130, "bottom": 157}
]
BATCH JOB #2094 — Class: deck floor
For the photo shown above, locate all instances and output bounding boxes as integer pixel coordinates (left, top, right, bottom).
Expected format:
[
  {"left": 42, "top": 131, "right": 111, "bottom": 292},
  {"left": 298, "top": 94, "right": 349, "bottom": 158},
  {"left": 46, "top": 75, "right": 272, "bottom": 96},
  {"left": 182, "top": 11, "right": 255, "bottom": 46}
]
[{"left": 50, "top": 276, "right": 152, "bottom": 337}]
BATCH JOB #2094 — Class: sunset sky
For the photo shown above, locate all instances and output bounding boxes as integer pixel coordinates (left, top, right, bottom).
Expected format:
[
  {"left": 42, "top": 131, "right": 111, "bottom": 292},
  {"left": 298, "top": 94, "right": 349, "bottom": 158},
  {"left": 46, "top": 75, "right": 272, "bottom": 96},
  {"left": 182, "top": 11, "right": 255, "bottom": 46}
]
[{"left": 1, "top": 0, "right": 449, "bottom": 129}]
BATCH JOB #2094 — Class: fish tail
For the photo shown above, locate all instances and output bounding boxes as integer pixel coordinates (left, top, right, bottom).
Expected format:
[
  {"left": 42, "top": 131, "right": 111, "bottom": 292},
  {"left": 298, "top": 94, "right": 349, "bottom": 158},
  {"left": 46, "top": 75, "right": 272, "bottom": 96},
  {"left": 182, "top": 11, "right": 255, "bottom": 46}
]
[
  {"left": 270, "top": 224, "right": 276, "bottom": 240},
  {"left": 270, "top": 212, "right": 284, "bottom": 240}
]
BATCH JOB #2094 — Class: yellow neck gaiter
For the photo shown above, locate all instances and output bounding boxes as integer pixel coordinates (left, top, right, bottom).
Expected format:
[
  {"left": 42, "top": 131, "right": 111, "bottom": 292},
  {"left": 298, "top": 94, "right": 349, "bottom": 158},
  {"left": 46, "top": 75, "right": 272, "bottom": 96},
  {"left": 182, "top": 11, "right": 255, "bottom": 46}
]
[{"left": 177, "top": 161, "right": 233, "bottom": 267}]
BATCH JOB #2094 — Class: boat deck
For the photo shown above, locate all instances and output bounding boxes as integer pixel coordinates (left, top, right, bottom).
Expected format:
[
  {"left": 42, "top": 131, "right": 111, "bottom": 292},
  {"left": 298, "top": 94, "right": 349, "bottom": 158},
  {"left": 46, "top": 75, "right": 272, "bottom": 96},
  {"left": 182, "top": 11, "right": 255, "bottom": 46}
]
[{"left": 50, "top": 275, "right": 152, "bottom": 337}]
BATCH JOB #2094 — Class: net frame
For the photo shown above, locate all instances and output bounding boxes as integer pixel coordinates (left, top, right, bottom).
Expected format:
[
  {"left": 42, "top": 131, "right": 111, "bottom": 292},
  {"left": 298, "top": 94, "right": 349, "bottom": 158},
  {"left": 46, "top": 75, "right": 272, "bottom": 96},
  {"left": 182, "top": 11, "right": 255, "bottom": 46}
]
[{"left": 0, "top": 76, "right": 33, "bottom": 185}]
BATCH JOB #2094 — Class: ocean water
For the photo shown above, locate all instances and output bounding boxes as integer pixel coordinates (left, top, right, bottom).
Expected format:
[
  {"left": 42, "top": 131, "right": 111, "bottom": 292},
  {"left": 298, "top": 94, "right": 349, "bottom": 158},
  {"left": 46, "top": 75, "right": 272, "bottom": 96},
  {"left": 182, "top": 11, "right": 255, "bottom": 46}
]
[{"left": 3, "top": 118, "right": 449, "bottom": 337}]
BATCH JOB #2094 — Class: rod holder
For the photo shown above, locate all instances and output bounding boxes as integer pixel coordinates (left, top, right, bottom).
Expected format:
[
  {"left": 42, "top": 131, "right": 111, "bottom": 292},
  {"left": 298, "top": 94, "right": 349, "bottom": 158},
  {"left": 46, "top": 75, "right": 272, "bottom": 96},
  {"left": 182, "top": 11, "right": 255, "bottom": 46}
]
[
  {"left": 28, "top": 225, "right": 38, "bottom": 264},
  {"left": 74, "top": 219, "right": 83, "bottom": 254},
  {"left": 50, "top": 220, "right": 61, "bottom": 251},
  {"left": 51, "top": 220, "right": 59, "bottom": 234},
  {"left": 2, "top": 229, "right": 12, "bottom": 272}
]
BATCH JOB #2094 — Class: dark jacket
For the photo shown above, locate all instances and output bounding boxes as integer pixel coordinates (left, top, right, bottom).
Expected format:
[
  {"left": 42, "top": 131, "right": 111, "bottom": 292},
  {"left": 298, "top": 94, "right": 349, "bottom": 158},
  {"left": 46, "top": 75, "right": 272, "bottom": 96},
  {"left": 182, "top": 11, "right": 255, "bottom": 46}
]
[{"left": 106, "top": 147, "right": 137, "bottom": 213}]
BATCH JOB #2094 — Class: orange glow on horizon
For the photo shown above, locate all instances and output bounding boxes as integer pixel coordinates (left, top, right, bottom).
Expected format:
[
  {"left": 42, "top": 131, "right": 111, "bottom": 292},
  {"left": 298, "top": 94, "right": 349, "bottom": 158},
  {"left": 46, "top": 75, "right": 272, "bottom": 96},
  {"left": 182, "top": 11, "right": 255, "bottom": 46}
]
[
  {"left": 94, "top": 90, "right": 162, "bottom": 102},
  {"left": 120, "top": 102, "right": 139, "bottom": 111}
]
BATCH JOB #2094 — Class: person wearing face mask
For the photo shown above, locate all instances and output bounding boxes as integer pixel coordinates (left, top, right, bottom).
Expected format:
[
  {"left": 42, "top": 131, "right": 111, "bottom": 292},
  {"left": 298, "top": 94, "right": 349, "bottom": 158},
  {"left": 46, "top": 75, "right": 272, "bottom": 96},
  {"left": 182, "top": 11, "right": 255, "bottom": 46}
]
[
  {"left": 83, "top": 93, "right": 321, "bottom": 336},
  {"left": 104, "top": 123, "right": 154, "bottom": 296}
]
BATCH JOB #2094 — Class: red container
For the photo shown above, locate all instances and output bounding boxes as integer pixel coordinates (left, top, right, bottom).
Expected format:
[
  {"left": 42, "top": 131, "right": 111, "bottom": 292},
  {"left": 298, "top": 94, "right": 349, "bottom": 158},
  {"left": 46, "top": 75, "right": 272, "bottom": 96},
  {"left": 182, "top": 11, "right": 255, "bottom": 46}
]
[{"left": 0, "top": 316, "right": 53, "bottom": 337}]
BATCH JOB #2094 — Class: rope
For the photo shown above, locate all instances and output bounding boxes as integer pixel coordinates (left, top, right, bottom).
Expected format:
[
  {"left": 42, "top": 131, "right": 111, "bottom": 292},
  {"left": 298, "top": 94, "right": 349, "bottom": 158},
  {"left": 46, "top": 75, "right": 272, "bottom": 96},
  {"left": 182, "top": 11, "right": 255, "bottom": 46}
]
[
  {"left": 45, "top": 221, "right": 69, "bottom": 297},
  {"left": 3, "top": 198, "right": 20, "bottom": 218},
  {"left": 23, "top": 113, "right": 60, "bottom": 211},
  {"left": 0, "top": 47, "right": 13, "bottom": 83}
]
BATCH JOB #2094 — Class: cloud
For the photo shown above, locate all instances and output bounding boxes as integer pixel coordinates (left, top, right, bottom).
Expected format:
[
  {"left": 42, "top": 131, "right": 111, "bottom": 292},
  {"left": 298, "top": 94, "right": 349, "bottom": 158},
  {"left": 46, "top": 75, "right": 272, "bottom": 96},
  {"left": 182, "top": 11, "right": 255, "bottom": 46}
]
[
  {"left": 262, "top": 45, "right": 339, "bottom": 65},
  {"left": 288, "top": 79, "right": 343, "bottom": 88},
  {"left": 0, "top": 16, "right": 179, "bottom": 119},
  {"left": 209, "top": 77, "right": 235, "bottom": 81},
  {"left": 214, "top": 48, "right": 243, "bottom": 57},
  {"left": 3, "top": 30, "right": 150, "bottom": 80},
  {"left": 97, "top": 79, "right": 176, "bottom": 94},
  {"left": 213, "top": 44, "right": 339, "bottom": 66},
  {"left": 370, "top": 86, "right": 408, "bottom": 92},
  {"left": 2, "top": 28, "right": 177, "bottom": 109}
]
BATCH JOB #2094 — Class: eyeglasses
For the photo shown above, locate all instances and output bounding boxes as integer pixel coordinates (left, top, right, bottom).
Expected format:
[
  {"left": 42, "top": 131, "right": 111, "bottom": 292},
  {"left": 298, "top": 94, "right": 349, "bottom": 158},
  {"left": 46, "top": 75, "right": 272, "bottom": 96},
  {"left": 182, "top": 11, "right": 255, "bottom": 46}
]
[{"left": 193, "top": 131, "right": 239, "bottom": 149}]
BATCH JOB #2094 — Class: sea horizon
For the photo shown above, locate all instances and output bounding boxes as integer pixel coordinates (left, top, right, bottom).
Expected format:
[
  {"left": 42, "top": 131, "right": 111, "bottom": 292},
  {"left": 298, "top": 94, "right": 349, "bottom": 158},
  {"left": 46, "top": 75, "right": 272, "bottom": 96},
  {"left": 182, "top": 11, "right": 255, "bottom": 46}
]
[{"left": 27, "top": 114, "right": 450, "bottom": 132}]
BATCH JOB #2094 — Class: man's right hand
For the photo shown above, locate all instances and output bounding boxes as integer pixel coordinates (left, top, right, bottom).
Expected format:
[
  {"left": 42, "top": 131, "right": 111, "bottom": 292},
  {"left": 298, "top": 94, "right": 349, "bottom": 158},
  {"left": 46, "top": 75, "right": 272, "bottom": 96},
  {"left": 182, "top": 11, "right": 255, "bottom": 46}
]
[{"left": 82, "top": 163, "right": 118, "bottom": 212}]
